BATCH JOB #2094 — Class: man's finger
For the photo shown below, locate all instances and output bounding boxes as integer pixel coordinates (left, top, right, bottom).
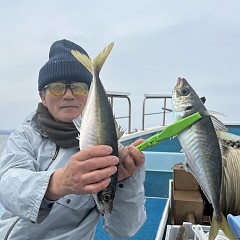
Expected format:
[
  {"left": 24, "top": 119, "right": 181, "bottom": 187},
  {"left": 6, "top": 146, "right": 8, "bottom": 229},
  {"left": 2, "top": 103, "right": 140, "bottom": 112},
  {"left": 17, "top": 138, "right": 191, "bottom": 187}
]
[{"left": 76, "top": 145, "right": 113, "bottom": 161}]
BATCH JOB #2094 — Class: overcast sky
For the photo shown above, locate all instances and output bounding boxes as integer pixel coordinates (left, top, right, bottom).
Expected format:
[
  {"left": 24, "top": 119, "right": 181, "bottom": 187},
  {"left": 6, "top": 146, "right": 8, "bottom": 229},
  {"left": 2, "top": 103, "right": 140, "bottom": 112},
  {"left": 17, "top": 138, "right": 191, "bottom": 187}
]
[{"left": 0, "top": 0, "right": 239, "bottom": 131}]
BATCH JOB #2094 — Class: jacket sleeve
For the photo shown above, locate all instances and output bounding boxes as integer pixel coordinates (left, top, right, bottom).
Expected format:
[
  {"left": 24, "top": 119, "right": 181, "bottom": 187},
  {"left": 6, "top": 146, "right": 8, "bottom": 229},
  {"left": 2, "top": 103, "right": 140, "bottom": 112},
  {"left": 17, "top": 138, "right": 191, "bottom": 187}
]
[
  {"left": 103, "top": 164, "right": 147, "bottom": 238},
  {"left": 0, "top": 127, "right": 55, "bottom": 223}
]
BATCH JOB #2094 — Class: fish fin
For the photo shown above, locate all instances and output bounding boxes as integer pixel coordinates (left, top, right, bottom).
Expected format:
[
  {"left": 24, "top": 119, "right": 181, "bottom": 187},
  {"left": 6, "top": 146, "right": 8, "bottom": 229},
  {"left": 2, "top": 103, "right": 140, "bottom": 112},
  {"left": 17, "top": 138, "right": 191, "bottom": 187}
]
[
  {"left": 219, "top": 140, "right": 230, "bottom": 163},
  {"left": 200, "top": 96, "right": 206, "bottom": 104},
  {"left": 217, "top": 131, "right": 240, "bottom": 142},
  {"left": 209, "top": 212, "right": 236, "bottom": 240},
  {"left": 93, "top": 42, "right": 114, "bottom": 73},
  {"left": 216, "top": 131, "right": 240, "bottom": 158},
  {"left": 209, "top": 116, "right": 229, "bottom": 156},
  {"left": 210, "top": 115, "right": 228, "bottom": 132},
  {"left": 207, "top": 110, "right": 226, "bottom": 117},
  {"left": 114, "top": 118, "right": 125, "bottom": 140},
  {"left": 72, "top": 117, "right": 81, "bottom": 140},
  {"left": 182, "top": 161, "right": 192, "bottom": 172},
  {"left": 73, "top": 117, "right": 82, "bottom": 132},
  {"left": 118, "top": 143, "right": 129, "bottom": 164},
  {"left": 182, "top": 156, "right": 195, "bottom": 174},
  {"left": 71, "top": 50, "right": 93, "bottom": 74}
]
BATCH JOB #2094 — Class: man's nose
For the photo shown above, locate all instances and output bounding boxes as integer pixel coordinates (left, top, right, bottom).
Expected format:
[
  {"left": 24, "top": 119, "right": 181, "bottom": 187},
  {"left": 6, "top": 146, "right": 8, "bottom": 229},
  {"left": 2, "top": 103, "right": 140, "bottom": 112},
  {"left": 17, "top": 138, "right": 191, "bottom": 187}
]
[{"left": 63, "top": 88, "right": 75, "bottom": 98}]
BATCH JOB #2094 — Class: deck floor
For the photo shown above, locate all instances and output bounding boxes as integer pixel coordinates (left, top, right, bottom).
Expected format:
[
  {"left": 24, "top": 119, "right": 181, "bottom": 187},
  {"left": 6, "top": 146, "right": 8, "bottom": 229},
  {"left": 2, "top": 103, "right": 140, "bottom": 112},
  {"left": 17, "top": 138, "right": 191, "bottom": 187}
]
[{"left": 94, "top": 197, "right": 167, "bottom": 240}]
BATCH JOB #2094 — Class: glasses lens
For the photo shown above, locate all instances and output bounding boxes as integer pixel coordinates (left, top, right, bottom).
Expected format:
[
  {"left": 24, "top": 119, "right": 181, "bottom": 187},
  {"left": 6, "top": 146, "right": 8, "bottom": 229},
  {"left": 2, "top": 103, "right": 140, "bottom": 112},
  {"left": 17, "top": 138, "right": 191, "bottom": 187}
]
[
  {"left": 47, "top": 82, "right": 88, "bottom": 96},
  {"left": 48, "top": 83, "right": 66, "bottom": 96},
  {"left": 71, "top": 83, "right": 88, "bottom": 96}
]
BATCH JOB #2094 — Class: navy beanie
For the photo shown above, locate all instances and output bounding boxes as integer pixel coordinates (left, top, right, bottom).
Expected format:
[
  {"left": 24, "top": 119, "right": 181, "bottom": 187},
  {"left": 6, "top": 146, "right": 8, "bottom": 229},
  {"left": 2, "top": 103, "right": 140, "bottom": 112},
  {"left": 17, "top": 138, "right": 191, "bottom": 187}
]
[{"left": 38, "top": 39, "right": 92, "bottom": 91}]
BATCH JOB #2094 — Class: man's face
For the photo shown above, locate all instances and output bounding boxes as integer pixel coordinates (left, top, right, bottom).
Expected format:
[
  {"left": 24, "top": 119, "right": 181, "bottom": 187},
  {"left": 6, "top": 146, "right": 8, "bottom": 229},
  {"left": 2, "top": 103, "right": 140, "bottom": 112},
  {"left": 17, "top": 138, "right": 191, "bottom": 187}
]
[{"left": 39, "top": 88, "right": 88, "bottom": 123}]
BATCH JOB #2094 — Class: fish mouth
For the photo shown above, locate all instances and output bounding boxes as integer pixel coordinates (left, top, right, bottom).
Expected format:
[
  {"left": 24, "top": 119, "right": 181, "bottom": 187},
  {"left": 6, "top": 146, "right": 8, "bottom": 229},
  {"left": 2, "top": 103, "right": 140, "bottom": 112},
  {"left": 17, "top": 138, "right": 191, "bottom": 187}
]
[
  {"left": 175, "top": 77, "right": 185, "bottom": 88},
  {"left": 173, "top": 77, "right": 193, "bottom": 110},
  {"left": 172, "top": 77, "right": 185, "bottom": 96},
  {"left": 185, "top": 106, "right": 193, "bottom": 111}
]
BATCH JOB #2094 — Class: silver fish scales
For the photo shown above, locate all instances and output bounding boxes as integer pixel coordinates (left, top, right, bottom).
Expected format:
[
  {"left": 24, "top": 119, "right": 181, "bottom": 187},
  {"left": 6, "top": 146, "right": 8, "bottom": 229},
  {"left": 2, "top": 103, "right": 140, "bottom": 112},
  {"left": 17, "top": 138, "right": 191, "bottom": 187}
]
[
  {"left": 172, "top": 77, "right": 236, "bottom": 240},
  {"left": 72, "top": 43, "right": 124, "bottom": 214}
]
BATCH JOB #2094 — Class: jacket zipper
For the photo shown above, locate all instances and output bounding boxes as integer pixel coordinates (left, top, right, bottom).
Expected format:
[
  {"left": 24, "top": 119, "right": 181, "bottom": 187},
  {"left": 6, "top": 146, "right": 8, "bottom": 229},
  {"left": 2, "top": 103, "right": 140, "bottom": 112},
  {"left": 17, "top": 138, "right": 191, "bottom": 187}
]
[
  {"left": 4, "top": 218, "right": 21, "bottom": 240},
  {"left": 44, "top": 145, "right": 60, "bottom": 171}
]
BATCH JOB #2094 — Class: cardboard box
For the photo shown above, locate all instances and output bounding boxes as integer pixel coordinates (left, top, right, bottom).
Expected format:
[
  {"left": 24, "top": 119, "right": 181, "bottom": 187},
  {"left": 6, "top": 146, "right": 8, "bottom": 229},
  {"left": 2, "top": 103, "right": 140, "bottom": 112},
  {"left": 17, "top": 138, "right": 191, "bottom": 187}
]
[
  {"left": 173, "top": 163, "right": 199, "bottom": 191},
  {"left": 172, "top": 190, "right": 204, "bottom": 225}
]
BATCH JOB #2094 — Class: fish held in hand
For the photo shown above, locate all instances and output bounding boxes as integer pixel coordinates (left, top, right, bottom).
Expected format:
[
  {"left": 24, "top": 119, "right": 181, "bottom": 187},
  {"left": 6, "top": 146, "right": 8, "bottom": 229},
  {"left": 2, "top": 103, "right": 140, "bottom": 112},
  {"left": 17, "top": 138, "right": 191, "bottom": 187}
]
[
  {"left": 72, "top": 43, "right": 124, "bottom": 214},
  {"left": 172, "top": 77, "right": 236, "bottom": 240}
]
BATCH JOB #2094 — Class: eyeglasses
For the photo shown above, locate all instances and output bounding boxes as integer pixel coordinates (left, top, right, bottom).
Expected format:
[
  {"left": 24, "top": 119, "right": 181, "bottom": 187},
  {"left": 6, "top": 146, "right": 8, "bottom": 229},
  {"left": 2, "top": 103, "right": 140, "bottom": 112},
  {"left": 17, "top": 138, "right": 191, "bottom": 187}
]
[{"left": 44, "top": 82, "right": 89, "bottom": 96}]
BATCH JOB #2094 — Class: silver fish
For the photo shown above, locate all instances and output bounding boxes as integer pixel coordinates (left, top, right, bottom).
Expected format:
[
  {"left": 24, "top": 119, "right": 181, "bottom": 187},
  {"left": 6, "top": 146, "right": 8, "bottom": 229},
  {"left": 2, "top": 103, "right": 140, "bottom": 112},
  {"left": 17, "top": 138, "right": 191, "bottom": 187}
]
[
  {"left": 72, "top": 43, "right": 124, "bottom": 214},
  {"left": 172, "top": 77, "right": 236, "bottom": 240}
]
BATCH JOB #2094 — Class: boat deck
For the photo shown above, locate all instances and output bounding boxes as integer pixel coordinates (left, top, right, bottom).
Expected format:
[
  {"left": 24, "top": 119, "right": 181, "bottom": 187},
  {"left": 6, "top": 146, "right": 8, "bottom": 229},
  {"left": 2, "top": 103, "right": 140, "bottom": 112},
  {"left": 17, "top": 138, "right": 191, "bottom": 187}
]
[
  {"left": 95, "top": 197, "right": 168, "bottom": 240},
  {"left": 94, "top": 151, "right": 184, "bottom": 239}
]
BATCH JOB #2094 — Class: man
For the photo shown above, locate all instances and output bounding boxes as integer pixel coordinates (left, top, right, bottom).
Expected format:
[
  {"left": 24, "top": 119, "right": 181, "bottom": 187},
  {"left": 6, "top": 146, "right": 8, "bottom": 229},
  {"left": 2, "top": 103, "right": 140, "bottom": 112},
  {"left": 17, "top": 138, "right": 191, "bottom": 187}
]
[{"left": 0, "top": 39, "right": 146, "bottom": 239}]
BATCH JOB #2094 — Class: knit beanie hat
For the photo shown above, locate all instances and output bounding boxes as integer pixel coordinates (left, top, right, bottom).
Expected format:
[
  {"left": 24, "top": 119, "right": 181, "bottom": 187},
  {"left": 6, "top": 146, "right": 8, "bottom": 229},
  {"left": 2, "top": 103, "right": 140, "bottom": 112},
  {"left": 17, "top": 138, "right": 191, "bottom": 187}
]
[{"left": 38, "top": 39, "right": 92, "bottom": 91}]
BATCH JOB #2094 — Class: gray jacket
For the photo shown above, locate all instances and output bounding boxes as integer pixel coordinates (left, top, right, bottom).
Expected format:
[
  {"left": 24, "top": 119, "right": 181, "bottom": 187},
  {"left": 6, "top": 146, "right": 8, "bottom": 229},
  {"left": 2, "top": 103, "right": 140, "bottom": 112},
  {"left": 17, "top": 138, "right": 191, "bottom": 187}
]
[{"left": 0, "top": 112, "right": 146, "bottom": 240}]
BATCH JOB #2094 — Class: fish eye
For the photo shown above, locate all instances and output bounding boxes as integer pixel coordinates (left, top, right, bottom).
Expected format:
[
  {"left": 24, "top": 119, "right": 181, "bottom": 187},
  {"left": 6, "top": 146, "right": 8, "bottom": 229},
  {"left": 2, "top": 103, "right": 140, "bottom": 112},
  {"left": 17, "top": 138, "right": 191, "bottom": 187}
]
[
  {"left": 102, "top": 193, "right": 112, "bottom": 202},
  {"left": 180, "top": 88, "right": 189, "bottom": 96}
]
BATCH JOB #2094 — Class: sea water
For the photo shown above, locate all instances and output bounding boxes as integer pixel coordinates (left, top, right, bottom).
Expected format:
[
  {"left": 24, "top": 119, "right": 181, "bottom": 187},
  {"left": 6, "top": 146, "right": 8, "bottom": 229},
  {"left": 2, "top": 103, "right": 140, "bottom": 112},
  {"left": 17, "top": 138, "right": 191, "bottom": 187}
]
[
  {"left": 0, "top": 134, "right": 9, "bottom": 156},
  {"left": 0, "top": 134, "right": 9, "bottom": 216}
]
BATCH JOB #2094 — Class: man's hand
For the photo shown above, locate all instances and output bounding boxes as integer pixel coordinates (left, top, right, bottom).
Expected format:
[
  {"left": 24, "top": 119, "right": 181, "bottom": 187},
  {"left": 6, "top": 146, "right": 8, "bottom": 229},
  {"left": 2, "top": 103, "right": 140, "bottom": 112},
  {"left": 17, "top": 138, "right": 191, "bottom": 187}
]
[
  {"left": 45, "top": 145, "right": 119, "bottom": 200},
  {"left": 117, "top": 139, "right": 145, "bottom": 181},
  {"left": 45, "top": 140, "right": 145, "bottom": 200}
]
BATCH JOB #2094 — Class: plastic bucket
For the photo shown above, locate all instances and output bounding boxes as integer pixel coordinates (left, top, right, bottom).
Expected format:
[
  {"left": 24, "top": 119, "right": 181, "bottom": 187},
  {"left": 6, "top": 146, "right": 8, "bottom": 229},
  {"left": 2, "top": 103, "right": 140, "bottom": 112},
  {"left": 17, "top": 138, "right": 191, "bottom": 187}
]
[{"left": 227, "top": 214, "right": 240, "bottom": 238}]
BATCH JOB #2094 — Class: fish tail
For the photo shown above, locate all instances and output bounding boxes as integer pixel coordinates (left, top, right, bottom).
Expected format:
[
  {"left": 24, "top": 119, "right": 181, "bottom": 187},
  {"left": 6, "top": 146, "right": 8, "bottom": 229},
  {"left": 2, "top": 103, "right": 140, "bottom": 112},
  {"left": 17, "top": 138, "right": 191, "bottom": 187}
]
[
  {"left": 71, "top": 42, "right": 114, "bottom": 75},
  {"left": 71, "top": 49, "right": 93, "bottom": 74},
  {"left": 92, "top": 42, "right": 114, "bottom": 73},
  {"left": 209, "top": 212, "right": 236, "bottom": 240}
]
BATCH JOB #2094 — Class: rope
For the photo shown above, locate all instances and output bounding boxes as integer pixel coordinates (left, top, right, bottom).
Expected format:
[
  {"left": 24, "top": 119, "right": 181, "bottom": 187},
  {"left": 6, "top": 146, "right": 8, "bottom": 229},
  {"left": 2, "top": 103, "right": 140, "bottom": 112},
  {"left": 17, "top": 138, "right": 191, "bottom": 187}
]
[{"left": 221, "top": 146, "right": 240, "bottom": 215}]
